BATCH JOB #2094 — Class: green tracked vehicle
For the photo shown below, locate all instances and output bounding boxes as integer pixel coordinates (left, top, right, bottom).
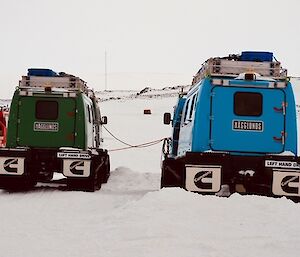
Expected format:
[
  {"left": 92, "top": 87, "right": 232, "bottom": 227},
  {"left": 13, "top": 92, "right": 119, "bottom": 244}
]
[{"left": 0, "top": 68, "right": 110, "bottom": 191}]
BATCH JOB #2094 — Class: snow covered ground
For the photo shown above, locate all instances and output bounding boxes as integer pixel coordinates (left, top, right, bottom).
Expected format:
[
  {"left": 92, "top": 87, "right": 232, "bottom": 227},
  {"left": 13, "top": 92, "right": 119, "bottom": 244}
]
[{"left": 0, "top": 87, "right": 300, "bottom": 257}]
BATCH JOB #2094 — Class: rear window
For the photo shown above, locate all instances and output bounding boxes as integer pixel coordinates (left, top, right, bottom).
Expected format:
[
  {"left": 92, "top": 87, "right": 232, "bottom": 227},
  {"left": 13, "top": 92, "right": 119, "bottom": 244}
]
[
  {"left": 234, "top": 92, "right": 262, "bottom": 116},
  {"left": 36, "top": 100, "right": 58, "bottom": 120},
  {"left": 183, "top": 99, "right": 190, "bottom": 122}
]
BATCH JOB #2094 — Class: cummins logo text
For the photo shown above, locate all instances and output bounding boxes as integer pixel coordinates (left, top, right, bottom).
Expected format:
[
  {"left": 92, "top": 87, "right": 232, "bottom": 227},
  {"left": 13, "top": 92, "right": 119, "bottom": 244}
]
[
  {"left": 185, "top": 165, "right": 221, "bottom": 192},
  {"left": 63, "top": 159, "right": 91, "bottom": 177},
  {"left": 194, "top": 171, "right": 213, "bottom": 190},
  {"left": 272, "top": 171, "right": 300, "bottom": 197},
  {"left": 0, "top": 157, "right": 25, "bottom": 175}
]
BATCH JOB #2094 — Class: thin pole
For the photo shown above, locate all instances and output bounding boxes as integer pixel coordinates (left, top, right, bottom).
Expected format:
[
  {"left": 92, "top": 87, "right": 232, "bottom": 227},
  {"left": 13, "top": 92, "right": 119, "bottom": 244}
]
[{"left": 105, "top": 50, "right": 107, "bottom": 90}]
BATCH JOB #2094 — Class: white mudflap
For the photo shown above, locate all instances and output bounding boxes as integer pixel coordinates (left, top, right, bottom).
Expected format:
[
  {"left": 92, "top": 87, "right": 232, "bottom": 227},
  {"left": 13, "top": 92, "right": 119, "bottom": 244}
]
[
  {"left": 272, "top": 170, "right": 300, "bottom": 197},
  {"left": 63, "top": 159, "right": 91, "bottom": 178},
  {"left": 0, "top": 157, "right": 25, "bottom": 175},
  {"left": 186, "top": 165, "right": 221, "bottom": 192}
]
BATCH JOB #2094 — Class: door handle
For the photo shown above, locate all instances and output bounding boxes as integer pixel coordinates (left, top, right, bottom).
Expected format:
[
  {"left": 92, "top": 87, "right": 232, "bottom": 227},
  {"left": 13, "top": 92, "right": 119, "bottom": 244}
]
[
  {"left": 273, "top": 131, "right": 286, "bottom": 144},
  {"left": 273, "top": 102, "right": 287, "bottom": 115},
  {"left": 273, "top": 106, "right": 283, "bottom": 112}
]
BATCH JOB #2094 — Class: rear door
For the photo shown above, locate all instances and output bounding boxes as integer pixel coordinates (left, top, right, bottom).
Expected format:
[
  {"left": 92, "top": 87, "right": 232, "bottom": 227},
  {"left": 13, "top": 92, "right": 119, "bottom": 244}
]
[
  {"left": 210, "top": 86, "right": 285, "bottom": 153},
  {"left": 17, "top": 97, "right": 76, "bottom": 148}
]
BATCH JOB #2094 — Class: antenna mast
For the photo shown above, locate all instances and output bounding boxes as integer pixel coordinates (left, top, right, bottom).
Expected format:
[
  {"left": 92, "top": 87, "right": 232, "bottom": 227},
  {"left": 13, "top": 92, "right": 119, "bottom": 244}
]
[{"left": 105, "top": 50, "right": 107, "bottom": 91}]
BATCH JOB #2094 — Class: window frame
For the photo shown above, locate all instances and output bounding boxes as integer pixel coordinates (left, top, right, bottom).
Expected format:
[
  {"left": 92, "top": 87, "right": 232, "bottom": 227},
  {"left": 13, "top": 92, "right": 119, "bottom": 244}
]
[
  {"left": 87, "top": 105, "right": 92, "bottom": 123},
  {"left": 189, "top": 93, "right": 198, "bottom": 120},
  {"left": 35, "top": 100, "right": 59, "bottom": 120},
  {"left": 183, "top": 99, "right": 191, "bottom": 123},
  {"left": 234, "top": 92, "right": 263, "bottom": 117}
]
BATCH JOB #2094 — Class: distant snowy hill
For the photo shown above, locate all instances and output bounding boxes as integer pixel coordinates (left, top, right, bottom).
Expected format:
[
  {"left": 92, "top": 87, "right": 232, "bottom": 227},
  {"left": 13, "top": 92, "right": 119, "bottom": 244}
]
[{"left": 96, "top": 85, "right": 189, "bottom": 101}]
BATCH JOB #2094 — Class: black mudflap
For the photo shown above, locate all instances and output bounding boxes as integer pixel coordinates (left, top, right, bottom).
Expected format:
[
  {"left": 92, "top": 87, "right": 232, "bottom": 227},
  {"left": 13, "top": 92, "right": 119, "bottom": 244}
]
[
  {"left": 65, "top": 150, "right": 110, "bottom": 192},
  {"left": 161, "top": 158, "right": 185, "bottom": 188},
  {"left": 66, "top": 173, "right": 99, "bottom": 192},
  {"left": 0, "top": 148, "right": 37, "bottom": 191}
]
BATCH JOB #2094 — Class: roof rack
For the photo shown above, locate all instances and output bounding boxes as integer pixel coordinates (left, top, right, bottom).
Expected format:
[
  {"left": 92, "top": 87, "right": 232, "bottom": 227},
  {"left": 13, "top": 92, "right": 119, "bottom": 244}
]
[
  {"left": 192, "top": 55, "right": 287, "bottom": 86},
  {"left": 19, "top": 73, "right": 88, "bottom": 92}
]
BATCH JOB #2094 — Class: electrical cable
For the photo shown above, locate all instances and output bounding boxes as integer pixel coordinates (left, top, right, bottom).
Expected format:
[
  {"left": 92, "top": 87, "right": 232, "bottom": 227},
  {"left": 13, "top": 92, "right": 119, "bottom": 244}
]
[
  {"left": 102, "top": 125, "right": 135, "bottom": 147},
  {"left": 103, "top": 125, "right": 167, "bottom": 152}
]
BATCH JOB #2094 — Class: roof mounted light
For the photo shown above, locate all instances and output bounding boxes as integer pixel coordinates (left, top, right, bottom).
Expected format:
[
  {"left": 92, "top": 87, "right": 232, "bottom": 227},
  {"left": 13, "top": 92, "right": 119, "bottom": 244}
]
[
  {"left": 45, "top": 86, "right": 52, "bottom": 93},
  {"left": 244, "top": 73, "right": 256, "bottom": 81},
  {"left": 235, "top": 72, "right": 261, "bottom": 81}
]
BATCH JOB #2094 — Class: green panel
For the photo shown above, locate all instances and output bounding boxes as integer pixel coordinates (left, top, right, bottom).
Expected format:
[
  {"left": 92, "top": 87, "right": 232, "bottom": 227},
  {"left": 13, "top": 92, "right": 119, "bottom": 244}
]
[
  {"left": 17, "top": 96, "right": 76, "bottom": 148},
  {"left": 73, "top": 94, "right": 86, "bottom": 149}
]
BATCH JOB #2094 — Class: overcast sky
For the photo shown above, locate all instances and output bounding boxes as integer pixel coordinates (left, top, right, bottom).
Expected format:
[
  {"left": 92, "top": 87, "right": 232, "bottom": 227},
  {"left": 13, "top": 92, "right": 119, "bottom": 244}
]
[{"left": 0, "top": 0, "right": 299, "bottom": 97}]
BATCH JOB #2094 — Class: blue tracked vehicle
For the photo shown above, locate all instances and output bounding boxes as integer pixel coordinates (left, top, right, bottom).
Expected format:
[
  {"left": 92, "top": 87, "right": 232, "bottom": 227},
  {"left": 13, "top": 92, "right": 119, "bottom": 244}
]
[{"left": 162, "top": 51, "right": 300, "bottom": 200}]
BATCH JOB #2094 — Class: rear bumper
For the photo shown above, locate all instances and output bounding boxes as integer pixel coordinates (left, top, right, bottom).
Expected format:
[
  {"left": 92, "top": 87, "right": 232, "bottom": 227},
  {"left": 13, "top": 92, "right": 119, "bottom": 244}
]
[{"left": 163, "top": 152, "right": 300, "bottom": 198}]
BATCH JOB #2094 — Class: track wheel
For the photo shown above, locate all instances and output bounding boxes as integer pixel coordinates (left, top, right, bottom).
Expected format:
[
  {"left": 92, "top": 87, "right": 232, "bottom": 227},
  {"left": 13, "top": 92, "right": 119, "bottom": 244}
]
[{"left": 102, "top": 155, "right": 110, "bottom": 183}]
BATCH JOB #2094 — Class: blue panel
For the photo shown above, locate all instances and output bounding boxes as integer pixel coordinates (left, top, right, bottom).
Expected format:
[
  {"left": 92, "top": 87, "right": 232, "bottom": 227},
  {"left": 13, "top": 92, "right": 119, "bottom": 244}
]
[
  {"left": 283, "top": 82, "right": 297, "bottom": 155},
  {"left": 172, "top": 97, "right": 186, "bottom": 126},
  {"left": 210, "top": 86, "right": 285, "bottom": 154},
  {"left": 241, "top": 51, "right": 273, "bottom": 62},
  {"left": 230, "top": 80, "right": 269, "bottom": 87},
  {"left": 191, "top": 79, "right": 212, "bottom": 152},
  {"left": 28, "top": 68, "right": 57, "bottom": 77}
]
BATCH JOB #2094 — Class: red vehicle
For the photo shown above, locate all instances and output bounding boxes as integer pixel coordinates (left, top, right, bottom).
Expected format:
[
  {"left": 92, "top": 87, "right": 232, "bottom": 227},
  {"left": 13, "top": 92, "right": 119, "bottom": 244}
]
[{"left": 0, "top": 107, "right": 9, "bottom": 147}]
